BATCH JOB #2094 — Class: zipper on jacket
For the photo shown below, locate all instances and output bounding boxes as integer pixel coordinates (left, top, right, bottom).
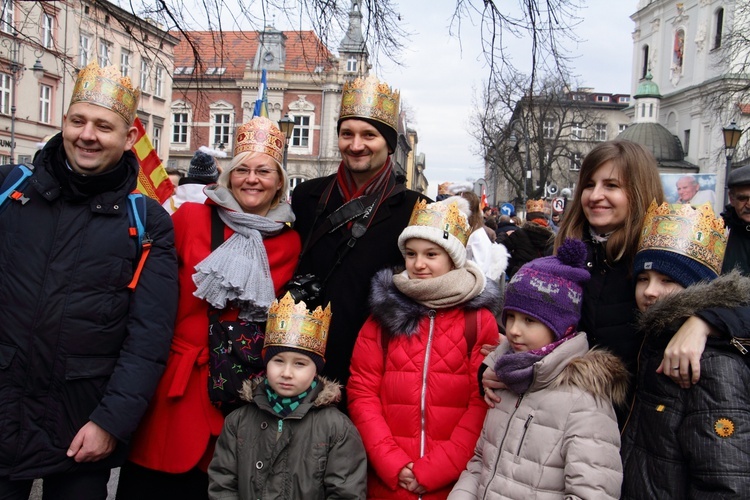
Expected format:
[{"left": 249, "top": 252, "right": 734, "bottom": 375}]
[
  {"left": 482, "top": 393, "right": 526, "bottom": 500},
  {"left": 731, "top": 337, "right": 749, "bottom": 355},
  {"left": 515, "top": 414, "right": 534, "bottom": 456},
  {"left": 419, "top": 310, "right": 436, "bottom": 459}
]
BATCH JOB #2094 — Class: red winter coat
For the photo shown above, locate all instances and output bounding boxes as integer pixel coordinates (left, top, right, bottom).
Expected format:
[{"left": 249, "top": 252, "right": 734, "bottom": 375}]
[
  {"left": 127, "top": 202, "right": 300, "bottom": 473},
  {"left": 347, "top": 268, "right": 501, "bottom": 499}
]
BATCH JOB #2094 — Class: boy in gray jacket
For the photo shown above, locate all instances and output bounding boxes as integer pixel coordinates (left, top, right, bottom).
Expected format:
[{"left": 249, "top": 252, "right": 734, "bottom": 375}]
[{"left": 208, "top": 293, "right": 366, "bottom": 499}]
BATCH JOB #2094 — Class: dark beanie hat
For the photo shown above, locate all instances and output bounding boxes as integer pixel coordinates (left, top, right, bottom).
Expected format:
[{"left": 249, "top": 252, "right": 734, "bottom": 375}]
[
  {"left": 188, "top": 151, "right": 219, "bottom": 183},
  {"left": 502, "top": 238, "right": 590, "bottom": 340},
  {"left": 634, "top": 250, "right": 717, "bottom": 288},
  {"left": 263, "top": 346, "right": 325, "bottom": 373},
  {"left": 337, "top": 117, "right": 397, "bottom": 154}
]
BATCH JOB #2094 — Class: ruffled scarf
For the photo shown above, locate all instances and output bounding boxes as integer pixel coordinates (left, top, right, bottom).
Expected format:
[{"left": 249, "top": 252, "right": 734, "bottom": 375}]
[
  {"left": 392, "top": 260, "right": 486, "bottom": 309},
  {"left": 494, "top": 334, "right": 574, "bottom": 394},
  {"left": 192, "top": 185, "right": 293, "bottom": 321}
]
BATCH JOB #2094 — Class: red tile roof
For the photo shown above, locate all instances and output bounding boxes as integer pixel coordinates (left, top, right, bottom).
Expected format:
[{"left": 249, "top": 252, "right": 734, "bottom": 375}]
[{"left": 172, "top": 30, "right": 336, "bottom": 79}]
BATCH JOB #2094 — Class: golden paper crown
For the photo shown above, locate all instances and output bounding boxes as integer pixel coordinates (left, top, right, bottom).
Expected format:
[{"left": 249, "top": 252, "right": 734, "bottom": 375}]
[
  {"left": 407, "top": 199, "right": 470, "bottom": 246},
  {"left": 264, "top": 292, "right": 331, "bottom": 360},
  {"left": 70, "top": 62, "right": 140, "bottom": 124},
  {"left": 233, "top": 116, "right": 285, "bottom": 164},
  {"left": 638, "top": 201, "right": 727, "bottom": 275},
  {"left": 526, "top": 198, "right": 548, "bottom": 214},
  {"left": 339, "top": 75, "right": 400, "bottom": 132}
]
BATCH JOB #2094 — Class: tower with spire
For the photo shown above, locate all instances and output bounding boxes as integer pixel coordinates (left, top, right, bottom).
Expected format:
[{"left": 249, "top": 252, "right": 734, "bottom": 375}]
[{"left": 338, "top": 0, "right": 369, "bottom": 79}]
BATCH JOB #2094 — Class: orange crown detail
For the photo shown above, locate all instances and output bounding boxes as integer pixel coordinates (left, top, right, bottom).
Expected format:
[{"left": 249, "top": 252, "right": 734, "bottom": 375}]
[
  {"left": 638, "top": 201, "right": 727, "bottom": 275},
  {"left": 233, "top": 116, "right": 285, "bottom": 164},
  {"left": 264, "top": 292, "right": 331, "bottom": 360},
  {"left": 70, "top": 62, "right": 140, "bottom": 124},
  {"left": 407, "top": 199, "right": 470, "bottom": 246},
  {"left": 526, "top": 198, "right": 548, "bottom": 214},
  {"left": 339, "top": 75, "right": 400, "bottom": 132}
]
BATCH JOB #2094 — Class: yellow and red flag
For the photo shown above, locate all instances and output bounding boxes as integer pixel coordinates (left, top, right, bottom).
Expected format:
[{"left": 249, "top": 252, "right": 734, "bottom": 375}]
[{"left": 132, "top": 117, "right": 173, "bottom": 203}]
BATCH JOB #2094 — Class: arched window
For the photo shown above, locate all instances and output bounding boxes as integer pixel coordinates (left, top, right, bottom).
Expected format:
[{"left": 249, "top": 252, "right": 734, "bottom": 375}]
[
  {"left": 673, "top": 29, "right": 685, "bottom": 72},
  {"left": 641, "top": 45, "right": 649, "bottom": 78}
]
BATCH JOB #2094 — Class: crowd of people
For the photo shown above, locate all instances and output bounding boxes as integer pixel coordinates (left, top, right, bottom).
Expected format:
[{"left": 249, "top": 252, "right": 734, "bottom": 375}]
[{"left": 0, "top": 61, "right": 749, "bottom": 500}]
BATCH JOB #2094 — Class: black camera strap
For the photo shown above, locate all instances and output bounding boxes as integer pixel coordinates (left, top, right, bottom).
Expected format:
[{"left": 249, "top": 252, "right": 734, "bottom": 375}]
[{"left": 299, "top": 173, "right": 404, "bottom": 287}]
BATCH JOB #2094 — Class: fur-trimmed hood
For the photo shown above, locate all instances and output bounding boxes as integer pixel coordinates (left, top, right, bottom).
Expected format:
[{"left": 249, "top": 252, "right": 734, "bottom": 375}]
[
  {"left": 638, "top": 270, "right": 750, "bottom": 336},
  {"left": 529, "top": 333, "right": 630, "bottom": 407},
  {"left": 369, "top": 267, "right": 502, "bottom": 337},
  {"left": 240, "top": 375, "right": 342, "bottom": 408}
]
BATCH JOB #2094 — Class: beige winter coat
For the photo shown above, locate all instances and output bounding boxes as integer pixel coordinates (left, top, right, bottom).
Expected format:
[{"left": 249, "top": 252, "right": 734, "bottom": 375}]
[{"left": 449, "top": 333, "right": 628, "bottom": 500}]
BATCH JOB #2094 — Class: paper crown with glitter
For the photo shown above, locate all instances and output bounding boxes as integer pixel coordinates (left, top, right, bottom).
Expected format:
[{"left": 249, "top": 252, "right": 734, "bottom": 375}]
[
  {"left": 398, "top": 198, "right": 471, "bottom": 268},
  {"left": 635, "top": 201, "right": 727, "bottom": 287},
  {"left": 526, "top": 198, "right": 549, "bottom": 215},
  {"left": 233, "top": 116, "right": 285, "bottom": 164},
  {"left": 339, "top": 75, "right": 400, "bottom": 132},
  {"left": 263, "top": 292, "right": 331, "bottom": 360},
  {"left": 70, "top": 62, "right": 141, "bottom": 124}
]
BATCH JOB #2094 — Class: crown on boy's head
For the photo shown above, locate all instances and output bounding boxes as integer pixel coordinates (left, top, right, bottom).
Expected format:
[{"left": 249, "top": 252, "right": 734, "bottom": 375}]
[
  {"left": 263, "top": 292, "right": 331, "bottom": 363},
  {"left": 637, "top": 201, "right": 726, "bottom": 280},
  {"left": 70, "top": 62, "right": 140, "bottom": 124}
]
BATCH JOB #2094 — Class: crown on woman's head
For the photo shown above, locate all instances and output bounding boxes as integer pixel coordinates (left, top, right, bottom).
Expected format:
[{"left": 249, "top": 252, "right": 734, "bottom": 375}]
[
  {"left": 70, "top": 62, "right": 141, "bottom": 124},
  {"left": 638, "top": 201, "right": 727, "bottom": 275},
  {"left": 233, "top": 116, "right": 285, "bottom": 164},
  {"left": 339, "top": 75, "right": 400, "bottom": 132},
  {"left": 264, "top": 293, "right": 331, "bottom": 359},
  {"left": 407, "top": 199, "right": 470, "bottom": 246}
]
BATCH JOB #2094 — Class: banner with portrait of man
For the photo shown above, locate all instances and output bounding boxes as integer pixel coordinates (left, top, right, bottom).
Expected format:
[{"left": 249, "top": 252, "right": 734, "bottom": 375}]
[{"left": 659, "top": 173, "right": 718, "bottom": 213}]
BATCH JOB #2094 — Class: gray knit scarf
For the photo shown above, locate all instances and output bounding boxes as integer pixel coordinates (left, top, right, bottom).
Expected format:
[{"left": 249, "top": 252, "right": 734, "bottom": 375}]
[
  {"left": 392, "top": 260, "right": 486, "bottom": 309},
  {"left": 193, "top": 185, "right": 292, "bottom": 321}
]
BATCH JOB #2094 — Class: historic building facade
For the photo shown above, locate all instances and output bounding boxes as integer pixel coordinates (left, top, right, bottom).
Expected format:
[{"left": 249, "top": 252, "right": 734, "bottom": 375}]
[{"left": 0, "top": 0, "right": 177, "bottom": 164}]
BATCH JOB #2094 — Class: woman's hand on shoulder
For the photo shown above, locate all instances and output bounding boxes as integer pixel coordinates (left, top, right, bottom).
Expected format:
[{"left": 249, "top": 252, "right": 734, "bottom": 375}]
[{"left": 657, "top": 315, "right": 713, "bottom": 388}]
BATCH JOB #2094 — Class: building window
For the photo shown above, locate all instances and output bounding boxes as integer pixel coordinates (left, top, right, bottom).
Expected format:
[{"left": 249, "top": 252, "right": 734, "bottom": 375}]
[
  {"left": 152, "top": 126, "right": 162, "bottom": 157},
  {"left": 570, "top": 122, "right": 584, "bottom": 141},
  {"left": 618, "top": 124, "right": 628, "bottom": 134},
  {"left": 673, "top": 28, "right": 685, "bottom": 72},
  {"left": 346, "top": 57, "right": 357, "bottom": 73},
  {"left": 618, "top": 96, "right": 630, "bottom": 103},
  {"left": 79, "top": 34, "right": 91, "bottom": 67},
  {"left": 289, "top": 177, "right": 304, "bottom": 193},
  {"left": 98, "top": 40, "right": 111, "bottom": 66},
  {"left": 39, "top": 84, "right": 51, "bottom": 123},
  {"left": 572, "top": 94, "right": 586, "bottom": 101},
  {"left": 140, "top": 58, "right": 150, "bottom": 92},
  {"left": 649, "top": 103, "right": 654, "bottom": 118},
  {"left": 291, "top": 115, "right": 310, "bottom": 147},
  {"left": 0, "top": 73, "right": 9, "bottom": 115},
  {"left": 42, "top": 13, "right": 54, "bottom": 48},
  {"left": 120, "top": 49, "right": 131, "bottom": 78},
  {"left": 596, "top": 95, "right": 610, "bottom": 102},
  {"left": 543, "top": 120, "right": 555, "bottom": 139},
  {"left": 172, "top": 112, "right": 188, "bottom": 144},
  {"left": 684, "top": 130, "right": 690, "bottom": 156},
  {"left": 154, "top": 65, "right": 164, "bottom": 97},
  {"left": 714, "top": 8, "right": 724, "bottom": 49},
  {"left": 212, "top": 113, "right": 231, "bottom": 147},
  {"left": 594, "top": 123, "right": 607, "bottom": 141},
  {"left": 641, "top": 45, "right": 649, "bottom": 78},
  {"left": 570, "top": 152, "right": 583, "bottom": 171},
  {"left": 1, "top": 0, "right": 13, "bottom": 34}
]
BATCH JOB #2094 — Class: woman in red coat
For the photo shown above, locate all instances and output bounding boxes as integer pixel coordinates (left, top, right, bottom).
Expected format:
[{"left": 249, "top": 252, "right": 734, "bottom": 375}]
[
  {"left": 116, "top": 117, "right": 301, "bottom": 500},
  {"left": 347, "top": 197, "right": 502, "bottom": 499}
]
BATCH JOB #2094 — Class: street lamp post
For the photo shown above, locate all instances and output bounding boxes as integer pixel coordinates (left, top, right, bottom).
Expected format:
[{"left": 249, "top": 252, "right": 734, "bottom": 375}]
[
  {"left": 277, "top": 114, "right": 295, "bottom": 170},
  {"left": 509, "top": 118, "right": 531, "bottom": 214},
  {"left": 2, "top": 31, "right": 44, "bottom": 164},
  {"left": 723, "top": 121, "right": 743, "bottom": 207}
]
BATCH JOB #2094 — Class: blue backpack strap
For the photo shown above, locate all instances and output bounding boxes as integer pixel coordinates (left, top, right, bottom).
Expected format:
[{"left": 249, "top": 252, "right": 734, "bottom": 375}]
[
  {"left": 126, "top": 192, "right": 152, "bottom": 290},
  {"left": 0, "top": 164, "right": 34, "bottom": 215}
]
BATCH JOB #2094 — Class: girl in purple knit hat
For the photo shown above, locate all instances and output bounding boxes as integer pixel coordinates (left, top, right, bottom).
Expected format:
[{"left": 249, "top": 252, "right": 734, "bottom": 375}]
[{"left": 450, "top": 238, "right": 629, "bottom": 500}]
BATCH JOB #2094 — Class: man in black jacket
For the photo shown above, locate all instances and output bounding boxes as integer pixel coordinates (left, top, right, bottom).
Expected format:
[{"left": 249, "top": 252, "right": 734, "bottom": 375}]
[
  {"left": 291, "top": 75, "right": 426, "bottom": 396},
  {"left": 722, "top": 165, "right": 750, "bottom": 275},
  {"left": 0, "top": 62, "right": 178, "bottom": 499}
]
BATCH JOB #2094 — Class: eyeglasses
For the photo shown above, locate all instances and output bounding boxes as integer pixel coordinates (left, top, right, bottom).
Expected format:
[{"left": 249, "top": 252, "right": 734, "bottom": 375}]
[{"left": 231, "top": 166, "right": 278, "bottom": 179}]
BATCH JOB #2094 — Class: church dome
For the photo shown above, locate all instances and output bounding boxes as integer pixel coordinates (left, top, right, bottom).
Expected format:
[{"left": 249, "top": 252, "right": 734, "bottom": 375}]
[
  {"left": 618, "top": 122, "right": 686, "bottom": 163},
  {"left": 635, "top": 73, "right": 661, "bottom": 98}
]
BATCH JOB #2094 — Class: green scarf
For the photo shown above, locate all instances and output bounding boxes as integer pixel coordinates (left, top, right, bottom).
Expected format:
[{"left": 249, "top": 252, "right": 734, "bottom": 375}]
[{"left": 265, "top": 379, "right": 317, "bottom": 417}]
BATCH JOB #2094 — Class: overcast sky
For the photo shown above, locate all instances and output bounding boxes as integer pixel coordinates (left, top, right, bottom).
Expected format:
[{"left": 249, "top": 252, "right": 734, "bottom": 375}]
[{"left": 373, "top": 1, "right": 637, "bottom": 199}]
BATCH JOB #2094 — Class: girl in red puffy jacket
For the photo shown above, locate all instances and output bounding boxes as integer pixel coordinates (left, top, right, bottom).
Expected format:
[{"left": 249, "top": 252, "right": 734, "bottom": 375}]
[{"left": 347, "top": 197, "right": 502, "bottom": 499}]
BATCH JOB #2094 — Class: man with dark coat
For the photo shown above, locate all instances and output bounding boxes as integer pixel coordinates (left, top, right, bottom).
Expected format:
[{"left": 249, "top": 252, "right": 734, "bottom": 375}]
[
  {"left": 0, "top": 62, "right": 178, "bottom": 499},
  {"left": 291, "top": 75, "right": 427, "bottom": 396},
  {"left": 722, "top": 165, "right": 750, "bottom": 275}
]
